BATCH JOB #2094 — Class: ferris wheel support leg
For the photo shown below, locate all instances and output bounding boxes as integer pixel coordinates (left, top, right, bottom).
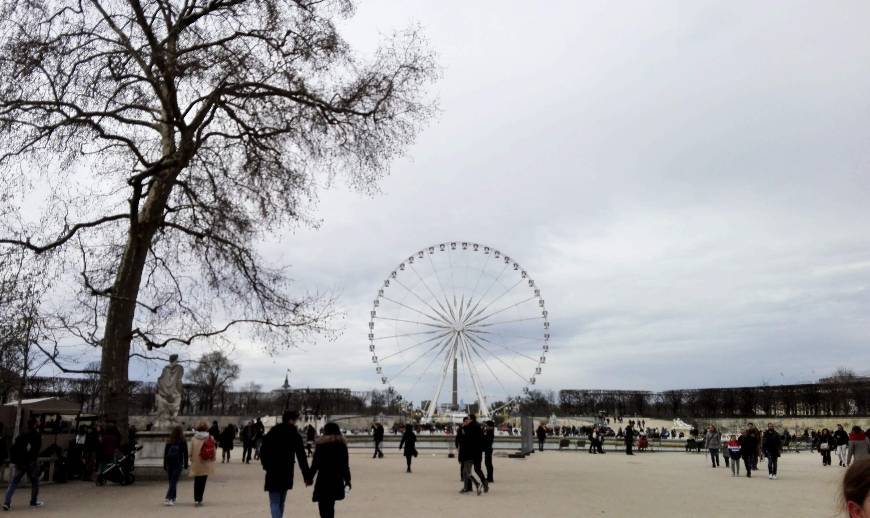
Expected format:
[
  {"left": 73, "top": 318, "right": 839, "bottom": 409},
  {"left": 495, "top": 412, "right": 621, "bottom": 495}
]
[
  {"left": 424, "top": 338, "right": 457, "bottom": 423},
  {"left": 459, "top": 335, "right": 489, "bottom": 419}
]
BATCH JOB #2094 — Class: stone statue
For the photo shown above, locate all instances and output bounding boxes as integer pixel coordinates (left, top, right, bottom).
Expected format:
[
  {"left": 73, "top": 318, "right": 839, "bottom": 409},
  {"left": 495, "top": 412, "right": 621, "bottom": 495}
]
[{"left": 155, "top": 354, "right": 184, "bottom": 428}]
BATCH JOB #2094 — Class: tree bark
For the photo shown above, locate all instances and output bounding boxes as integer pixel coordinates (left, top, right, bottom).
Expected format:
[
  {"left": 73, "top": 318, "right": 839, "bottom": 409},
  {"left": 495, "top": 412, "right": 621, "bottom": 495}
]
[{"left": 99, "top": 174, "right": 177, "bottom": 435}]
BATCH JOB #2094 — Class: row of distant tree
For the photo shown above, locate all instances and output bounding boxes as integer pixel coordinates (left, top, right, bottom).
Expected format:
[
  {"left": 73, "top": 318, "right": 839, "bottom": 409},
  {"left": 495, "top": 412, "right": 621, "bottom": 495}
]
[
  {"left": 3, "top": 349, "right": 407, "bottom": 417},
  {"left": 543, "top": 370, "right": 870, "bottom": 418},
  {"left": 8, "top": 362, "right": 869, "bottom": 420}
]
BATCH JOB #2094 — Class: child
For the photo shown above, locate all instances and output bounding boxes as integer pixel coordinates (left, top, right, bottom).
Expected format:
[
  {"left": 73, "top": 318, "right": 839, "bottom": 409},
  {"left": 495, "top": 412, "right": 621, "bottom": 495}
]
[{"left": 727, "top": 435, "right": 741, "bottom": 477}]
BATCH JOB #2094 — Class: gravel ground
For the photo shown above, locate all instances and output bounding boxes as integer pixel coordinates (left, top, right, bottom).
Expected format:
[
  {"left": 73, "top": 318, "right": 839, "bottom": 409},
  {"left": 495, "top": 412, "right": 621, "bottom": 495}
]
[{"left": 1, "top": 449, "right": 845, "bottom": 517}]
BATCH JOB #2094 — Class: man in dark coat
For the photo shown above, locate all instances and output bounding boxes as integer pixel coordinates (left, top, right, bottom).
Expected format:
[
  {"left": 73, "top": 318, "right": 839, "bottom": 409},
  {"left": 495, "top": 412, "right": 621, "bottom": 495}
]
[
  {"left": 624, "top": 424, "right": 634, "bottom": 455},
  {"left": 536, "top": 424, "right": 547, "bottom": 452},
  {"left": 261, "top": 410, "right": 310, "bottom": 518},
  {"left": 459, "top": 415, "right": 488, "bottom": 494},
  {"left": 482, "top": 420, "right": 495, "bottom": 483},
  {"left": 372, "top": 423, "right": 384, "bottom": 459},
  {"left": 738, "top": 427, "right": 759, "bottom": 478},
  {"left": 3, "top": 418, "right": 43, "bottom": 510},
  {"left": 761, "top": 423, "right": 782, "bottom": 479},
  {"left": 241, "top": 421, "right": 255, "bottom": 464}
]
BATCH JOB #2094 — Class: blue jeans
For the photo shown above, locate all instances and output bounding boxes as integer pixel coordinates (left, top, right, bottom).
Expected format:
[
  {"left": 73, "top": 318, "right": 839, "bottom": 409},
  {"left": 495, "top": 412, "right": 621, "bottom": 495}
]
[
  {"left": 269, "top": 491, "right": 287, "bottom": 518},
  {"left": 165, "top": 467, "right": 182, "bottom": 501},
  {"left": 4, "top": 463, "right": 39, "bottom": 506}
]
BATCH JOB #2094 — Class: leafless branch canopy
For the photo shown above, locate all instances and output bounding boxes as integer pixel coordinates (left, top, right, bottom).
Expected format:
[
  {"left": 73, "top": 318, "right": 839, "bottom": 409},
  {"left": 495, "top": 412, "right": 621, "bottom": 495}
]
[{"left": 0, "top": 0, "right": 436, "bottom": 363}]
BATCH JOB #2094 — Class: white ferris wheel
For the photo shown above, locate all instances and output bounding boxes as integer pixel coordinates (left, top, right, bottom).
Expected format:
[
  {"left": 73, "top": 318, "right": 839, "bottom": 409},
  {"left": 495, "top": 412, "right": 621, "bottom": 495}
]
[{"left": 368, "top": 241, "right": 549, "bottom": 421}]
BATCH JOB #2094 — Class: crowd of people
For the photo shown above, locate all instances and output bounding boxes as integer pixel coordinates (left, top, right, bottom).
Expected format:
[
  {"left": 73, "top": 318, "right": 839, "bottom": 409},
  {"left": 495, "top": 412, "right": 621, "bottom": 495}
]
[
  {"left": 3, "top": 412, "right": 870, "bottom": 516},
  {"left": 699, "top": 422, "right": 870, "bottom": 481}
]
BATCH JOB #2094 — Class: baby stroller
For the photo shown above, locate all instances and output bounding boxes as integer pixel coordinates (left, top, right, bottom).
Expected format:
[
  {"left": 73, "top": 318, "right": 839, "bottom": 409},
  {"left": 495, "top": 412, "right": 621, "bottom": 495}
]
[{"left": 96, "top": 445, "right": 141, "bottom": 486}]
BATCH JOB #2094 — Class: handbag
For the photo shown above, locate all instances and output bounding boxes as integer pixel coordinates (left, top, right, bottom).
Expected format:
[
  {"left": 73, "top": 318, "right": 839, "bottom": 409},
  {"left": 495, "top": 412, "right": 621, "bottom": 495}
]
[{"left": 819, "top": 442, "right": 829, "bottom": 450}]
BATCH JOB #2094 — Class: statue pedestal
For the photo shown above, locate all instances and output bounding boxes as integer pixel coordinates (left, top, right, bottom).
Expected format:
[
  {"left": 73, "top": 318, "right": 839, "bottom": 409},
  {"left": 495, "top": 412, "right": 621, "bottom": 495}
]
[{"left": 135, "top": 430, "right": 193, "bottom": 480}]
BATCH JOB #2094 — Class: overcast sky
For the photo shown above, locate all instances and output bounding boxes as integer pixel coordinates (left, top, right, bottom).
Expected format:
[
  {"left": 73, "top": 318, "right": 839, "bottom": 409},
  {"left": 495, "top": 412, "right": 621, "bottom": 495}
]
[{"left": 75, "top": 1, "right": 870, "bottom": 401}]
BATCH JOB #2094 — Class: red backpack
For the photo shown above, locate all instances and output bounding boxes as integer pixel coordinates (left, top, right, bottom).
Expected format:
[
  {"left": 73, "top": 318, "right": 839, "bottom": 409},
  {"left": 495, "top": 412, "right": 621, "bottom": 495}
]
[{"left": 200, "top": 436, "right": 216, "bottom": 461}]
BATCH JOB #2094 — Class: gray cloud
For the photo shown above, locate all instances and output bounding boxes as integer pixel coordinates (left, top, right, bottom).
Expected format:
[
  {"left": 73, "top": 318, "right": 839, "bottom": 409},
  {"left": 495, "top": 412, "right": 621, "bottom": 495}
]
[{"left": 44, "top": 1, "right": 870, "bottom": 404}]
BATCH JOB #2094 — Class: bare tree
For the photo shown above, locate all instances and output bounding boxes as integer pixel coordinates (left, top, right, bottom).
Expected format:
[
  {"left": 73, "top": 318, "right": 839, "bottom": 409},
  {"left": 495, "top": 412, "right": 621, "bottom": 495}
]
[
  {"left": 0, "top": 1, "right": 436, "bottom": 432},
  {"left": 185, "top": 351, "right": 240, "bottom": 412}
]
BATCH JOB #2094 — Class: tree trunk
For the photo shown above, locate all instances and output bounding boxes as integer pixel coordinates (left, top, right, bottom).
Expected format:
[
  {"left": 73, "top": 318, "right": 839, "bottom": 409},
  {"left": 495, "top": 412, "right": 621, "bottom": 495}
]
[{"left": 99, "top": 174, "right": 177, "bottom": 436}]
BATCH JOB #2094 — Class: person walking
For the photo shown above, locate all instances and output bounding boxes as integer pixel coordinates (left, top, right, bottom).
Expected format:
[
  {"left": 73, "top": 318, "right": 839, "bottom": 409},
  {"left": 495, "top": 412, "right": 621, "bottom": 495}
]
[
  {"left": 726, "top": 435, "right": 741, "bottom": 476},
  {"left": 163, "top": 425, "right": 189, "bottom": 506},
  {"left": 190, "top": 421, "right": 217, "bottom": 506},
  {"left": 835, "top": 424, "right": 850, "bottom": 467},
  {"left": 308, "top": 423, "right": 351, "bottom": 518},
  {"left": 2, "top": 418, "right": 43, "bottom": 511},
  {"left": 483, "top": 420, "right": 495, "bottom": 483},
  {"left": 536, "top": 424, "right": 547, "bottom": 452},
  {"left": 208, "top": 421, "right": 220, "bottom": 440},
  {"left": 747, "top": 423, "right": 762, "bottom": 471},
  {"left": 254, "top": 418, "right": 266, "bottom": 461},
  {"left": 219, "top": 424, "right": 235, "bottom": 463},
  {"left": 82, "top": 424, "right": 100, "bottom": 481},
  {"left": 841, "top": 458, "right": 870, "bottom": 517},
  {"left": 739, "top": 427, "right": 758, "bottom": 478},
  {"left": 819, "top": 428, "right": 834, "bottom": 466},
  {"left": 704, "top": 425, "right": 721, "bottom": 468},
  {"left": 398, "top": 424, "right": 417, "bottom": 473},
  {"left": 260, "top": 410, "right": 311, "bottom": 518},
  {"left": 458, "top": 415, "right": 488, "bottom": 495},
  {"left": 762, "top": 423, "right": 782, "bottom": 480},
  {"left": 847, "top": 426, "right": 870, "bottom": 466},
  {"left": 624, "top": 424, "right": 635, "bottom": 455},
  {"left": 372, "top": 423, "right": 384, "bottom": 459},
  {"left": 242, "top": 421, "right": 255, "bottom": 464}
]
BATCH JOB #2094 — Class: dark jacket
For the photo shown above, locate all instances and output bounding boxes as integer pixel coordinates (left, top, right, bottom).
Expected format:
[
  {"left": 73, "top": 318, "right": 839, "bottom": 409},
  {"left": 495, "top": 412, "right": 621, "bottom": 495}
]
[
  {"left": 834, "top": 429, "right": 849, "bottom": 447},
  {"left": 761, "top": 430, "right": 782, "bottom": 459},
  {"left": 623, "top": 426, "right": 634, "bottom": 445},
  {"left": 738, "top": 433, "right": 758, "bottom": 458},
  {"left": 10, "top": 430, "right": 41, "bottom": 467},
  {"left": 398, "top": 430, "right": 417, "bottom": 457},
  {"left": 163, "top": 439, "right": 189, "bottom": 471},
  {"left": 209, "top": 424, "right": 220, "bottom": 439},
  {"left": 219, "top": 427, "right": 235, "bottom": 450},
  {"left": 536, "top": 425, "right": 547, "bottom": 441},
  {"left": 459, "top": 422, "right": 484, "bottom": 462},
  {"left": 261, "top": 423, "right": 310, "bottom": 492},
  {"left": 310, "top": 435, "right": 351, "bottom": 502},
  {"left": 242, "top": 424, "right": 254, "bottom": 446},
  {"left": 483, "top": 427, "right": 495, "bottom": 452},
  {"left": 373, "top": 425, "right": 384, "bottom": 443}
]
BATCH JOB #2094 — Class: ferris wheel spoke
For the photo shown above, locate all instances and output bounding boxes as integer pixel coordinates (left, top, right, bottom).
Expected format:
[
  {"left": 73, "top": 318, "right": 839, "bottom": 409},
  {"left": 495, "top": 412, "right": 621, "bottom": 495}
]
[
  {"left": 385, "top": 333, "right": 454, "bottom": 382},
  {"left": 373, "top": 329, "right": 445, "bottom": 341},
  {"left": 472, "top": 262, "right": 510, "bottom": 308},
  {"left": 465, "top": 329, "right": 539, "bottom": 362},
  {"left": 407, "top": 335, "right": 453, "bottom": 394},
  {"left": 392, "top": 276, "right": 452, "bottom": 324},
  {"left": 463, "top": 332, "right": 529, "bottom": 384},
  {"left": 377, "top": 329, "right": 453, "bottom": 362},
  {"left": 461, "top": 334, "right": 510, "bottom": 399},
  {"left": 475, "top": 315, "right": 544, "bottom": 328},
  {"left": 426, "top": 336, "right": 460, "bottom": 420},
  {"left": 465, "top": 293, "right": 537, "bottom": 327},
  {"left": 468, "top": 279, "right": 523, "bottom": 319},
  {"left": 459, "top": 335, "right": 491, "bottom": 415},
  {"left": 381, "top": 294, "right": 449, "bottom": 325},
  {"left": 374, "top": 316, "right": 451, "bottom": 329},
  {"left": 465, "top": 328, "right": 543, "bottom": 343},
  {"left": 426, "top": 252, "right": 454, "bottom": 310},
  {"left": 407, "top": 262, "right": 453, "bottom": 318}
]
